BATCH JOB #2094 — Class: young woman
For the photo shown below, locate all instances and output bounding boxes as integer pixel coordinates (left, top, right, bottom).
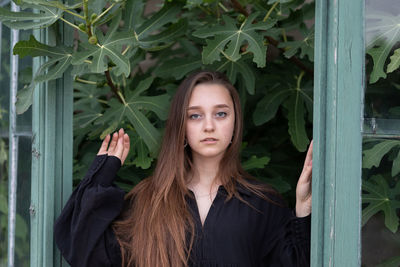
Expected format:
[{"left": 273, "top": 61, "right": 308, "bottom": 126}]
[{"left": 55, "top": 71, "right": 313, "bottom": 267}]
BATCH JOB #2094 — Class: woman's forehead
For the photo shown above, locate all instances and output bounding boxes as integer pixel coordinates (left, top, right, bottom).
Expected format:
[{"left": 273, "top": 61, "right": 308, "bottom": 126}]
[{"left": 188, "top": 83, "right": 233, "bottom": 107}]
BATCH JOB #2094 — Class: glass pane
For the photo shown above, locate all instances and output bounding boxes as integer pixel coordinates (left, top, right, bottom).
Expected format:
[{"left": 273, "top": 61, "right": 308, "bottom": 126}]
[
  {"left": 0, "top": 22, "right": 32, "bottom": 266},
  {"left": 364, "top": 0, "right": 400, "bottom": 120},
  {"left": 362, "top": 0, "right": 400, "bottom": 266},
  {"left": 361, "top": 138, "right": 400, "bottom": 266}
]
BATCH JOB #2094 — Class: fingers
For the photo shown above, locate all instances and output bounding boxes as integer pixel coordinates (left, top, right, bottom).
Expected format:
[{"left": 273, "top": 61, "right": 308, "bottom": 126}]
[
  {"left": 303, "top": 140, "right": 313, "bottom": 167},
  {"left": 299, "top": 164, "right": 312, "bottom": 184},
  {"left": 121, "top": 133, "right": 130, "bottom": 165},
  {"left": 113, "top": 128, "right": 125, "bottom": 159},
  {"left": 299, "top": 140, "right": 313, "bottom": 184},
  {"left": 307, "top": 140, "right": 313, "bottom": 161},
  {"left": 108, "top": 131, "right": 119, "bottom": 153},
  {"left": 296, "top": 141, "right": 313, "bottom": 217},
  {"left": 97, "top": 134, "right": 111, "bottom": 155},
  {"left": 301, "top": 140, "right": 313, "bottom": 175},
  {"left": 99, "top": 128, "right": 131, "bottom": 166}
]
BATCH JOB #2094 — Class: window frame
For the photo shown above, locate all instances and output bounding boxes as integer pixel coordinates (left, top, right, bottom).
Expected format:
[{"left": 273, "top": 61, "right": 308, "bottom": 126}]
[{"left": 311, "top": 0, "right": 364, "bottom": 265}]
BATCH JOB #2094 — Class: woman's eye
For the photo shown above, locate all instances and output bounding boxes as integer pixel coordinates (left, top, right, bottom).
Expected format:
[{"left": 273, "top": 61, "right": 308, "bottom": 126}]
[
  {"left": 189, "top": 114, "right": 201, "bottom": 120},
  {"left": 216, "top": 112, "right": 227, "bottom": 118}
]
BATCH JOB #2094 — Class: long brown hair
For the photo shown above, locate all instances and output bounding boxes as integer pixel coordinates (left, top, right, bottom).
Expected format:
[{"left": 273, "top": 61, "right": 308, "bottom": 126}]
[{"left": 112, "top": 70, "right": 274, "bottom": 267}]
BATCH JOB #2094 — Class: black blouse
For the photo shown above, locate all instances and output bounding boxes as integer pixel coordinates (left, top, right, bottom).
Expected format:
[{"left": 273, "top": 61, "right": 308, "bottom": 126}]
[{"left": 54, "top": 155, "right": 311, "bottom": 267}]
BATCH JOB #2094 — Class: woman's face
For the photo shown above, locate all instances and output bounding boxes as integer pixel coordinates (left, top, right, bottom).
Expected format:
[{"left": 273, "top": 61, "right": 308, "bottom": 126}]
[{"left": 185, "top": 83, "right": 235, "bottom": 162}]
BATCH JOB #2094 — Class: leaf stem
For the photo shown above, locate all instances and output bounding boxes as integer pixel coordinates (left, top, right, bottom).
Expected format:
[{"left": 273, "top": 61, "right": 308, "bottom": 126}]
[
  {"left": 59, "top": 17, "right": 86, "bottom": 33},
  {"left": 92, "top": 3, "right": 116, "bottom": 25},
  {"left": 218, "top": 2, "right": 229, "bottom": 12},
  {"left": 83, "top": 0, "right": 92, "bottom": 36},
  {"left": 75, "top": 77, "right": 98, "bottom": 85},
  {"left": 121, "top": 45, "right": 130, "bottom": 56},
  {"left": 62, "top": 8, "right": 85, "bottom": 20},
  {"left": 105, "top": 70, "right": 124, "bottom": 103},
  {"left": 83, "top": 0, "right": 89, "bottom": 22},
  {"left": 282, "top": 28, "right": 288, "bottom": 43},
  {"left": 296, "top": 71, "right": 305, "bottom": 90},
  {"left": 117, "top": 91, "right": 127, "bottom": 105},
  {"left": 198, "top": 5, "right": 212, "bottom": 15},
  {"left": 263, "top": 1, "right": 279, "bottom": 22}
]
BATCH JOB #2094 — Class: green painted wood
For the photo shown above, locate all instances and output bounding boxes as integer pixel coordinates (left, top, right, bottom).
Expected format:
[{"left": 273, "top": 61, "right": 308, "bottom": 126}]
[
  {"left": 54, "top": 15, "right": 73, "bottom": 267},
  {"left": 311, "top": 0, "right": 328, "bottom": 265},
  {"left": 312, "top": 0, "right": 364, "bottom": 266},
  {"left": 30, "top": 23, "right": 73, "bottom": 267},
  {"left": 30, "top": 28, "right": 47, "bottom": 267}
]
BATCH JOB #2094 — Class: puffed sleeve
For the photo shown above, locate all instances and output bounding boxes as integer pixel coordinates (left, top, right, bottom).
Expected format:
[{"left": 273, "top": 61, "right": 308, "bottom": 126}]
[
  {"left": 260, "top": 195, "right": 311, "bottom": 267},
  {"left": 54, "top": 154, "right": 125, "bottom": 267}
]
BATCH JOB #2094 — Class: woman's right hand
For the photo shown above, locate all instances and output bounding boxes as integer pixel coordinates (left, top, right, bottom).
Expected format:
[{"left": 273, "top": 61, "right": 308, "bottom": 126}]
[{"left": 97, "top": 128, "right": 130, "bottom": 165}]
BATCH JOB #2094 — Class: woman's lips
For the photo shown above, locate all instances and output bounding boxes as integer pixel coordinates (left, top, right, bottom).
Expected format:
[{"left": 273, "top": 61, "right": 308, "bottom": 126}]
[{"left": 201, "top": 138, "right": 218, "bottom": 144}]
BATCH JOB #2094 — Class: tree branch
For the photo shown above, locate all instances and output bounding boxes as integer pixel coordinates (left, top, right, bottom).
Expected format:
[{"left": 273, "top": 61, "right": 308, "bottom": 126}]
[
  {"left": 231, "top": 0, "right": 249, "bottom": 17},
  {"left": 266, "top": 37, "right": 314, "bottom": 77},
  {"left": 105, "top": 70, "right": 124, "bottom": 103}
]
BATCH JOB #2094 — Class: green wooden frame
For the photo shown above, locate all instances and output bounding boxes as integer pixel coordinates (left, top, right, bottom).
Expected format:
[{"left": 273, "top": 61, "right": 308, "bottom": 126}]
[
  {"left": 312, "top": 0, "right": 364, "bottom": 266},
  {"left": 30, "top": 23, "right": 73, "bottom": 266}
]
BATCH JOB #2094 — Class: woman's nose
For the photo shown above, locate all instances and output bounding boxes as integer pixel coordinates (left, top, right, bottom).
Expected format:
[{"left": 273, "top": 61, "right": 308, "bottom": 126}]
[{"left": 203, "top": 116, "right": 215, "bottom": 132}]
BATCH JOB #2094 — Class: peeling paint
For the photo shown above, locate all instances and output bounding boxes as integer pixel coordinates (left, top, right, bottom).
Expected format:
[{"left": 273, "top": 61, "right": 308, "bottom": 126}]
[
  {"left": 32, "top": 148, "right": 41, "bottom": 159},
  {"left": 349, "top": 42, "right": 352, "bottom": 65},
  {"left": 334, "top": 48, "right": 337, "bottom": 65}
]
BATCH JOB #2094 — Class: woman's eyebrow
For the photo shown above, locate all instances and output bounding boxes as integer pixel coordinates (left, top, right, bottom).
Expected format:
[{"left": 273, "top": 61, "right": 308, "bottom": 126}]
[
  {"left": 187, "top": 104, "right": 231, "bottom": 110},
  {"left": 214, "top": 104, "right": 230, "bottom": 109}
]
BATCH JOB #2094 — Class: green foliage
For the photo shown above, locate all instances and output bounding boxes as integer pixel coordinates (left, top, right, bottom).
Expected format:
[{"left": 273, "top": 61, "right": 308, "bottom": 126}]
[
  {"left": 362, "top": 138, "right": 400, "bottom": 236},
  {"left": 242, "top": 155, "right": 270, "bottom": 170},
  {"left": 0, "top": 4, "right": 62, "bottom": 29},
  {"left": 193, "top": 13, "right": 276, "bottom": 67},
  {"left": 376, "top": 255, "right": 400, "bottom": 267},
  {"left": 72, "top": 12, "right": 133, "bottom": 76},
  {"left": 14, "top": 35, "right": 73, "bottom": 113},
  {"left": 253, "top": 71, "right": 312, "bottom": 151},
  {"left": 363, "top": 140, "right": 400, "bottom": 172},
  {"left": 4, "top": 0, "right": 316, "bottom": 207},
  {"left": 278, "top": 23, "right": 314, "bottom": 61},
  {"left": 362, "top": 175, "right": 400, "bottom": 233},
  {"left": 387, "top": 48, "right": 400, "bottom": 74}
]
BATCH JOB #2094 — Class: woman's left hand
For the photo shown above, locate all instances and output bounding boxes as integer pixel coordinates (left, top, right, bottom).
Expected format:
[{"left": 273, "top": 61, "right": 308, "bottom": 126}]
[{"left": 295, "top": 140, "right": 313, "bottom": 217}]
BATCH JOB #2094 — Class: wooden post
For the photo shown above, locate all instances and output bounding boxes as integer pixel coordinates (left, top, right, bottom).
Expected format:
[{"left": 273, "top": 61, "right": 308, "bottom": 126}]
[
  {"left": 312, "top": 0, "right": 363, "bottom": 266},
  {"left": 30, "top": 21, "right": 73, "bottom": 267}
]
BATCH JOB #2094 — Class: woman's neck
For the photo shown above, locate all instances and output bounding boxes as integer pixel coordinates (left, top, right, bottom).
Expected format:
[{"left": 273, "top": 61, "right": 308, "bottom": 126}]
[{"left": 188, "top": 155, "right": 222, "bottom": 192}]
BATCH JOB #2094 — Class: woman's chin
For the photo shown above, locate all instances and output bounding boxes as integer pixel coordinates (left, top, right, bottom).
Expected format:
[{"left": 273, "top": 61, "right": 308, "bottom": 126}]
[{"left": 191, "top": 148, "right": 226, "bottom": 160}]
